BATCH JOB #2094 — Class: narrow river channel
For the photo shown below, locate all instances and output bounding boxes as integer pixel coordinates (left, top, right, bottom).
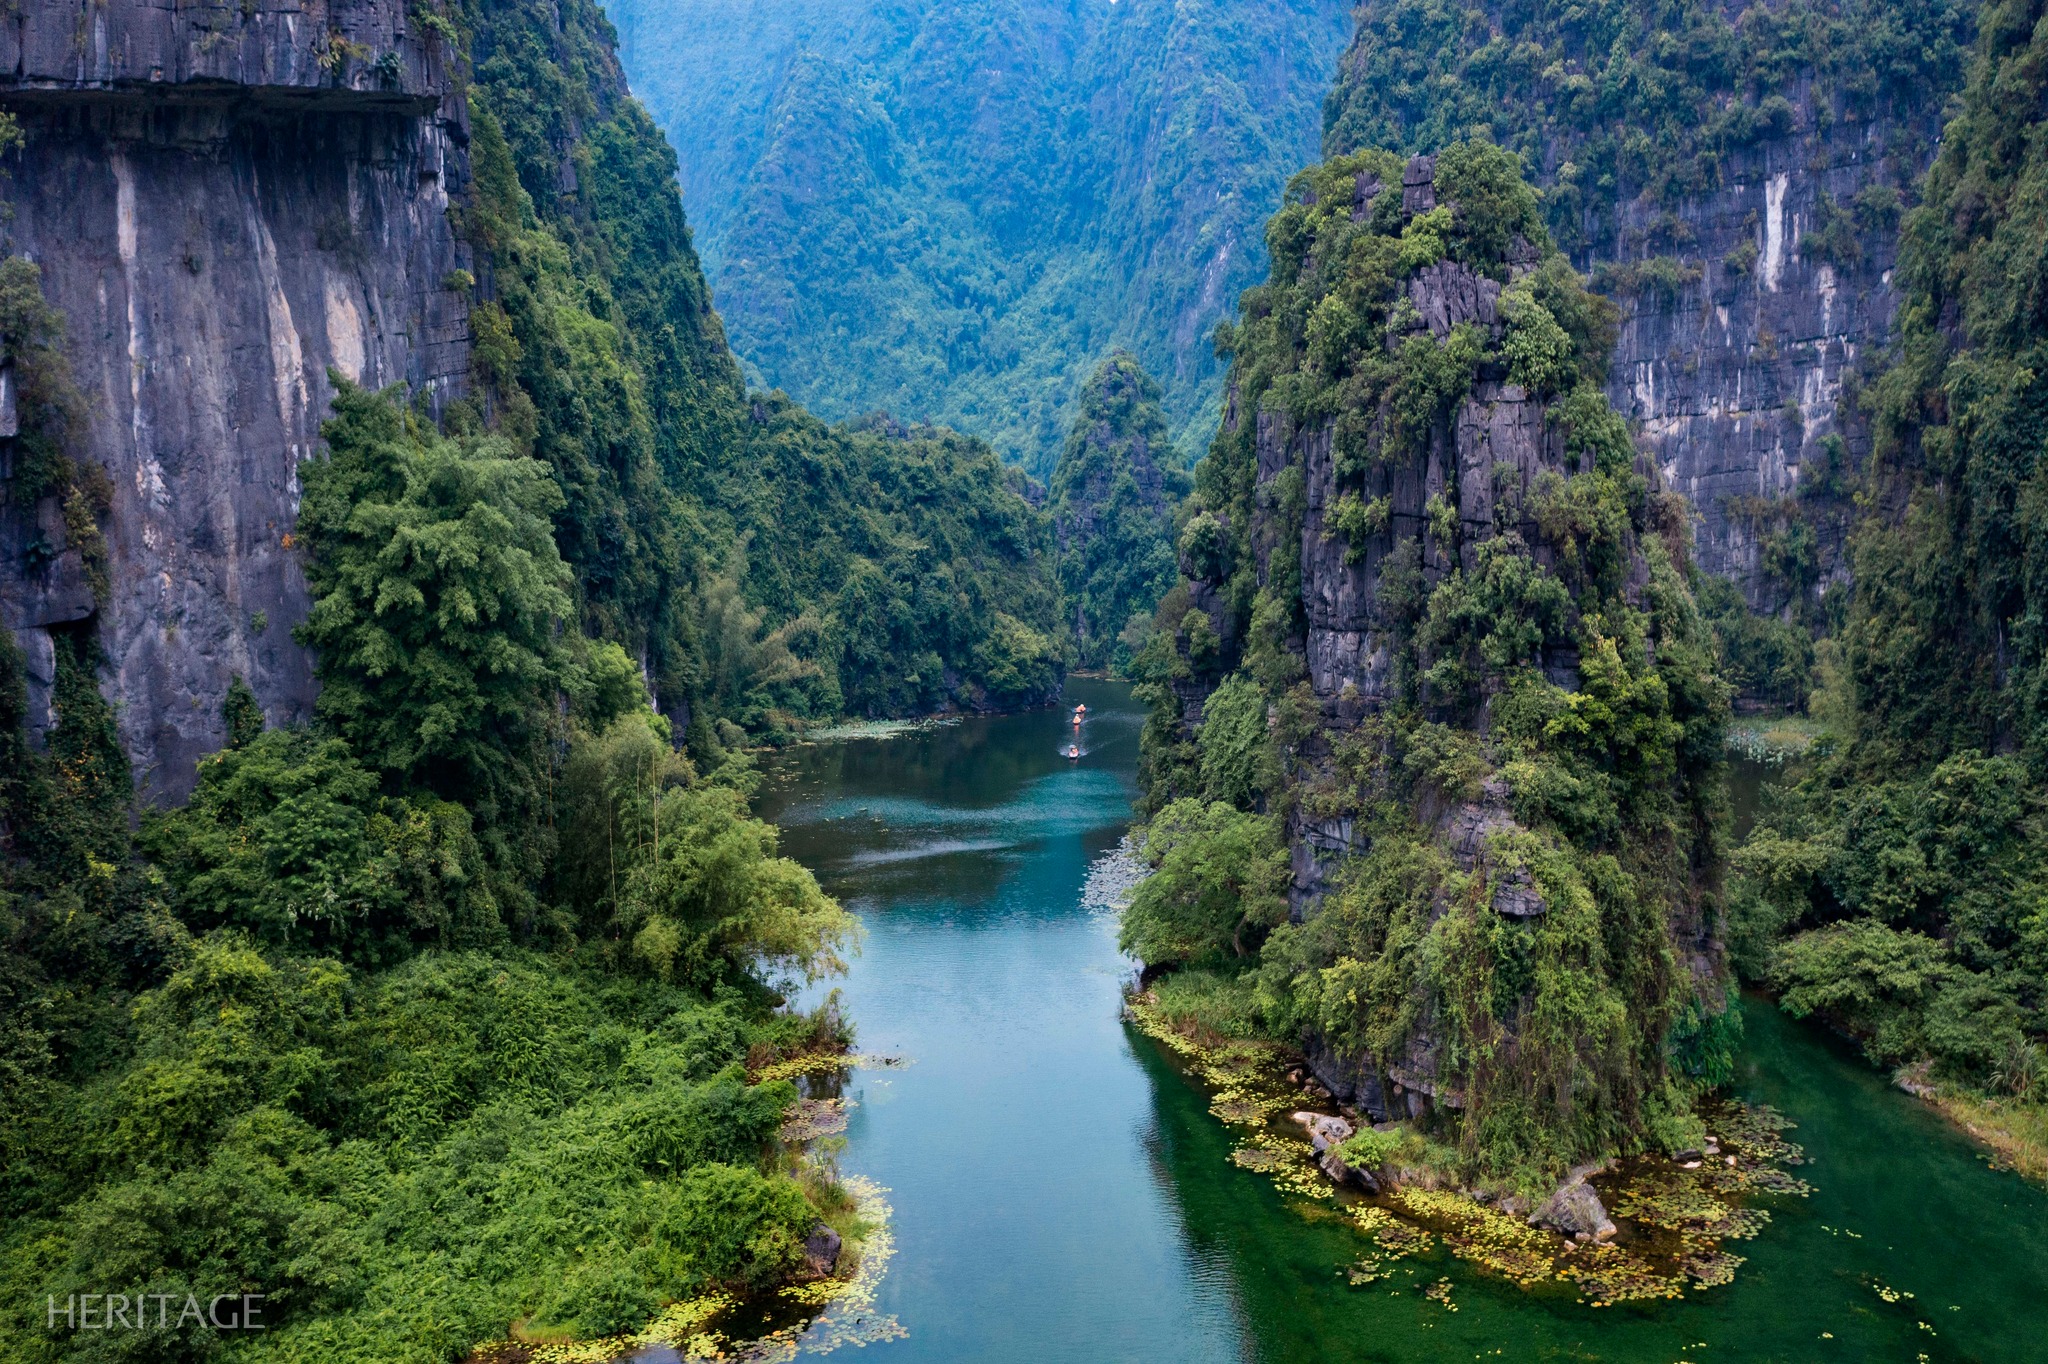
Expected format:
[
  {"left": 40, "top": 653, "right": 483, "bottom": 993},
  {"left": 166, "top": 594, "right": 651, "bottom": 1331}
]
[{"left": 755, "top": 680, "right": 2048, "bottom": 1363}]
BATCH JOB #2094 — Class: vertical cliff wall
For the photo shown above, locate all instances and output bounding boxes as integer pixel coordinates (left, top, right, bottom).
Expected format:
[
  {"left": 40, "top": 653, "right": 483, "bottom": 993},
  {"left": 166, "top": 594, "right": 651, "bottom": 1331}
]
[
  {"left": 0, "top": 0, "right": 472, "bottom": 801},
  {"left": 1595, "top": 93, "right": 1936, "bottom": 606}
]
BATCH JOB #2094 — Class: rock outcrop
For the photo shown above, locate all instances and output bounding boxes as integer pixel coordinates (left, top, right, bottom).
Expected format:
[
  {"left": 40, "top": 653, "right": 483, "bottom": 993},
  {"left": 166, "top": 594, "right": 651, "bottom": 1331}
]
[
  {"left": 0, "top": 0, "right": 472, "bottom": 800},
  {"left": 1194, "top": 152, "right": 1724, "bottom": 1141}
]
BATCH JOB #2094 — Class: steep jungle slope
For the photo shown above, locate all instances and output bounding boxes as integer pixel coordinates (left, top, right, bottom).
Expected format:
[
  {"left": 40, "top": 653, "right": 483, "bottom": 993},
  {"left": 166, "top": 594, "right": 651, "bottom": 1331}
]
[
  {"left": 1322, "top": 0, "right": 1974, "bottom": 631},
  {"left": 1732, "top": 0, "right": 2048, "bottom": 1167},
  {"left": 438, "top": 0, "right": 1067, "bottom": 737},
  {"left": 0, "top": 374, "right": 863, "bottom": 1362},
  {"left": 1049, "top": 354, "right": 1188, "bottom": 674},
  {"left": 1124, "top": 144, "right": 1731, "bottom": 1182},
  {"left": 604, "top": 0, "right": 1356, "bottom": 474}
]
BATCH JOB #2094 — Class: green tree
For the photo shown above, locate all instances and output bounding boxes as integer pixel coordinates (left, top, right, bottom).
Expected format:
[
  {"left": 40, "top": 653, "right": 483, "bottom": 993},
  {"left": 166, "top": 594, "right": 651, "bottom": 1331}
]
[
  {"left": 1120, "top": 798, "right": 1289, "bottom": 968},
  {"left": 296, "top": 380, "right": 573, "bottom": 856}
]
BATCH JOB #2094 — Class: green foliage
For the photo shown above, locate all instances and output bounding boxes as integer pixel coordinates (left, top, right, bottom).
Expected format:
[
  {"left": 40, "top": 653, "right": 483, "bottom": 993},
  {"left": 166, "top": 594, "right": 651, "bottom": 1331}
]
[
  {"left": 1195, "top": 676, "right": 1276, "bottom": 809},
  {"left": 730, "top": 402, "right": 1065, "bottom": 720},
  {"left": 1695, "top": 574, "right": 1816, "bottom": 709},
  {"left": 555, "top": 712, "right": 855, "bottom": 986},
  {"left": 0, "top": 943, "right": 831, "bottom": 1359},
  {"left": 1143, "top": 968, "right": 1269, "bottom": 1040},
  {"left": 1800, "top": 191, "right": 1864, "bottom": 268},
  {"left": 1322, "top": 0, "right": 1972, "bottom": 258},
  {"left": 295, "top": 381, "right": 572, "bottom": 887},
  {"left": 605, "top": 0, "right": 1356, "bottom": 471},
  {"left": 0, "top": 258, "right": 110, "bottom": 605},
  {"left": 221, "top": 676, "right": 266, "bottom": 750},
  {"left": 1050, "top": 353, "right": 1188, "bottom": 672},
  {"left": 0, "top": 1, "right": 1058, "bottom": 1353},
  {"left": 444, "top": 0, "right": 1064, "bottom": 742},
  {"left": 1333, "top": 1125, "right": 1404, "bottom": 1169},
  {"left": 1120, "top": 799, "right": 1289, "bottom": 970},
  {"left": 140, "top": 731, "right": 503, "bottom": 965}
]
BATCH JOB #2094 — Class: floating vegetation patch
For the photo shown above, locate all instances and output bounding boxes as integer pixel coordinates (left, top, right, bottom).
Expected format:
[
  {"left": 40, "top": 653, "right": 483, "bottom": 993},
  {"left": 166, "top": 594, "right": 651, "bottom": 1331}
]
[
  {"left": 780, "top": 1097, "right": 849, "bottom": 1144},
  {"left": 1391, "top": 1189, "right": 1556, "bottom": 1288},
  {"left": 801, "top": 716, "right": 961, "bottom": 743},
  {"left": 1610, "top": 1184, "right": 1769, "bottom": 1240},
  {"left": 1423, "top": 1277, "right": 1459, "bottom": 1311},
  {"left": 1127, "top": 990, "right": 1813, "bottom": 1308},
  {"left": 1231, "top": 1142, "right": 1294, "bottom": 1173},
  {"left": 1560, "top": 1241, "right": 1686, "bottom": 1305},
  {"left": 1353, "top": 1205, "right": 1433, "bottom": 1260},
  {"left": 1081, "top": 835, "right": 1149, "bottom": 916},
  {"left": 1127, "top": 992, "right": 1329, "bottom": 1201},
  {"left": 1726, "top": 714, "right": 1823, "bottom": 764},
  {"left": 1345, "top": 1257, "right": 1386, "bottom": 1285},
  {"left": 751, "top": 1052, "right": 909, "bottom": 1086}
]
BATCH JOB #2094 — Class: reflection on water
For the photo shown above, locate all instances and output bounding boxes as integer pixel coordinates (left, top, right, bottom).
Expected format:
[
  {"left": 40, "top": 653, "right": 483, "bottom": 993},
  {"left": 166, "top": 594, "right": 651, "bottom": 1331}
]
[{"left": 757, "top": 683, "right": 2048, "bottom": 1363}]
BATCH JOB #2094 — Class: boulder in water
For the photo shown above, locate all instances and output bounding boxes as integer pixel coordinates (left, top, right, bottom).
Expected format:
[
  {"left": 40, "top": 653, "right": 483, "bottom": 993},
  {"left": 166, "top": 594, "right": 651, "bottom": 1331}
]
[
  {"left": 1531, "top": 1169, "right": 1616, "bottom": 1241},
  {"left": 1291, "top": 1111, "right": 1354, "bottom": 1153}
]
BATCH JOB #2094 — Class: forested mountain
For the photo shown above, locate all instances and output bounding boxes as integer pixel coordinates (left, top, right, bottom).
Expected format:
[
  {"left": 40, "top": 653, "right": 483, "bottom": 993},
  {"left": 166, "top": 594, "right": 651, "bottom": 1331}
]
[
  {"left": 1049, "top": 354, "right": 1188, "bottom": 673},
  {"left": 605, "top": 0, "right": 1356, "bottom": 475},
  {"left": 1113, "top": 0, "right": 2048, "bottom": 1195},
  {"left": 431, "top": 0, "right": 1067, "bottom": 744},
  {"left": 1124, "top": 144, "right": 1731, "bottom": 1182},
  {"left": 1732, "top": 0, "right": 2048, "bottom": 1135},
  {"left": 1323, "top": 0, "right": 1975, "bottom": 675}
]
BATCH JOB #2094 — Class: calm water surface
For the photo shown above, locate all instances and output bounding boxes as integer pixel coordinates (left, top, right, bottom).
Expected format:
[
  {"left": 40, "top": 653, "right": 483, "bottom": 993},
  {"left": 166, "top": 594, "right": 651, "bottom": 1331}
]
[{"left": 758, "top": 681, "right": 2048, "bottom": 1363}]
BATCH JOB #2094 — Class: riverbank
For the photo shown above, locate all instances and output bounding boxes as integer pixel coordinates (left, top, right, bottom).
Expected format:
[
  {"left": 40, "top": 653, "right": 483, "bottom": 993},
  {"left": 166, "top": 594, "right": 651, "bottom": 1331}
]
[
  {"left": 1903, "top": 1077, "right": 2048, "bottom": 1183},
  {"left": 465, "top": 1012, "right": 897, "bottom": 1364}
]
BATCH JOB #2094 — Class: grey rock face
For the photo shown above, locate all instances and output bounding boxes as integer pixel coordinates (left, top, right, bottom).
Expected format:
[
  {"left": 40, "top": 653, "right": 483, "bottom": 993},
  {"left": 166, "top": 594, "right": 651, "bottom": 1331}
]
[
  {"left": 1590, "top": 102, "right": 1939, "bottom": 604},
  {"left": 2, "top": 0, "right": 446, "bottom": 107},
  {"left": 1263, "top": 158, "right": 1647, "bottom": 1116},
  {"left": 0, "top": 0, "right": 471, "bottom": 801},
  {"left": 1302, "top": 1030, "right": 1390, "bottom": 1121}
]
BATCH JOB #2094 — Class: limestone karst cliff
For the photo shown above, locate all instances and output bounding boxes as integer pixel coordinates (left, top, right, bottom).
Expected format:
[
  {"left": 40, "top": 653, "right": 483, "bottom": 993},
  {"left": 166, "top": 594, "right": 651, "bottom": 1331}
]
[
  {"left": 1130, "top": 147, "right": 1728, "bottom": 1171},
  {"left": 0, "top": 0, "right": 472, "bottom": 800}
]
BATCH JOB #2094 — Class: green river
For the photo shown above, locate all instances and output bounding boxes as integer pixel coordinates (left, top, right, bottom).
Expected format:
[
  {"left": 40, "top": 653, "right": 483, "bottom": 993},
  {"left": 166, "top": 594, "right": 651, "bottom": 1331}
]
[{"left": 754, "top": 679, "right": 2048, "bottom": 1363}]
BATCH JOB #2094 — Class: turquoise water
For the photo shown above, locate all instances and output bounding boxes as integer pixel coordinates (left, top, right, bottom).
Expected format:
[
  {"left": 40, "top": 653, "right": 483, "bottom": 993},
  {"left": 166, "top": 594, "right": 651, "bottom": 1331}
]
[{"left": 757, "top": 680, "right": 2048, "bottom": 1363}]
